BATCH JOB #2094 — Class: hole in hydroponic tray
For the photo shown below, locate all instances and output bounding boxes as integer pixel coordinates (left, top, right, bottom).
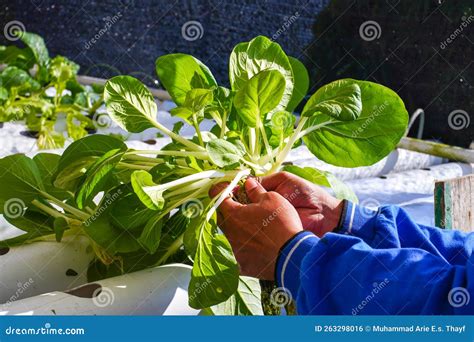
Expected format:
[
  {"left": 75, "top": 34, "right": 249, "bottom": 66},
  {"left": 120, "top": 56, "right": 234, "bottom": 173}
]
[
  {"left": 20, "top": 130, "right": 39, "bottom": 139},
  {"left": 86, "top": 127, "right": 97, "bottom": 135},
  {"left": 64, "top": 283, "right": 102, "bottom": 298},
  {"left": 66, "top": 268, "right": 78, "bottom": 276},
  {"left": 379, "top": 175, "right": 388, "bottom": 179},
  {"left": 422, "top": 168, "right": 431, "bottom": 171},
  {"left": 0, "top": 247, "right": 9, "bottom": 255}
]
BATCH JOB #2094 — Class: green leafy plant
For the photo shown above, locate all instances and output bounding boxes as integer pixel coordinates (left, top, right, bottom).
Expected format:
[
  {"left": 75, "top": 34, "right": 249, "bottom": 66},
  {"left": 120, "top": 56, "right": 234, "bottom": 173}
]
[
  {"left": 0, "top": 31, "right": 104, "bottom": 148},
  {"left": 0, "top": 36, "right": 408, "bottom": 314}
]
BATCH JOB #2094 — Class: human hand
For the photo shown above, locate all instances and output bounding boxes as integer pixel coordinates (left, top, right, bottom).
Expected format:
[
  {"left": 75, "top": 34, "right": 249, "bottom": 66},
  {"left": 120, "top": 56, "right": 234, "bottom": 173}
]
[
  {"left": 209, "top": 178, "right": 303, "bottom": 280},
  {"left": 260, "top": 172, "right": 343, "bottom": 237}
]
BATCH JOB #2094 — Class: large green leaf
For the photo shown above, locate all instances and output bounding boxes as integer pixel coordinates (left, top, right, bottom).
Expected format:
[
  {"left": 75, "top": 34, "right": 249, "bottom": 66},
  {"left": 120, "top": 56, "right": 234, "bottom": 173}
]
[
  {"left": 104, "top": 76, "right": 157, "bottom": 133},
  {"left": 0, "top": 66, "right": 39, "bottom": 91},
  {"left": 302, "top": 79, "right": 362, "bottom": 121},
  {"left": 183, "top": 88, "right": 214, "bottom": 112},
  {"left": 136, "top": 214, "right": 164, "bottom": 254},
  {"left": 0, "top": 45, "right": 35, "bottom": 70},
  {"left": 170, "top": 88, "right": 214, "bottom": 121},
  {"left": 205, "top": 276, "right": 263, "bottom": 315},
  {"left": 130, "top": 170, "right": 165, "bottom": 210},
  {"left": 83, "top": 186, "right": 142, "bottom": 254},
  {"left": 155, "top": 53, "right": 217, "bottom": 106},
  {"left": 233, "top": 70, "right": 286, "bottom": 127},
  {"left": 4, "top": 208, "right": 54, "bottom": 238},
  {"left": 206, "top": 138, "right": 243, "bottom": 168},
  {"left": 303, "top": 80, "right": 408, "bottom": 167},
  {"left": 0, "top": 154, "right": 44, "bottom": 212},
  {"left": 33, "top": 153, "right": 71, "bottom": 201},
  {"left": 229, "top": 36, "right": 293, "bottom": 112},
  {"left": 286, "top": 56, "right": 309, "bottom": 112},
  {"left": 109, "top": 188, "right": 156, "bottom": 233},
  {"left": 82, "top": 211, "right": 141, "bottom": 255},
  {"left": 19, "top": 31, "right": 50, "bottom": 67},
  {"left": 75, "top": 148, "right": 126, "bottom": 209},
  {"left": 0, "top": 231, "right": 48, "bottom": 248},
  {"left": 189, "top": 220, "right": 240, "bottom": 308},
  {"left": 53, "top": 135, "right": 126, "bottom": 191},
  {"left": 282, "top": 165, "right": 358, "bottom": 203}
]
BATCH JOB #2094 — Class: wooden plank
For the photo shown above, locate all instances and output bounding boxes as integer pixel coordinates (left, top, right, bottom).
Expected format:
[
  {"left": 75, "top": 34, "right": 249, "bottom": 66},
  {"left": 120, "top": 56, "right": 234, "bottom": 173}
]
[{"left": 435, "top": 174, "right": 474, "bottom": 232}]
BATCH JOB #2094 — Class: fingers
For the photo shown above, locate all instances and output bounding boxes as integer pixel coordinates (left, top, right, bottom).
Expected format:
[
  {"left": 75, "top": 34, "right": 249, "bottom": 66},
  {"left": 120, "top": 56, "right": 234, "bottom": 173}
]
[
  {"left": 209, "top": 182, "right": 229, "bottom": 198},
  {"left": 209, "top": 182, "right": 242, "bottom": 217},
  {"left": 260, "top": 172, "right": 291, "bottom": 191},
  {"left": 245, "top": 177, "right": 267, "bottom": 203}
]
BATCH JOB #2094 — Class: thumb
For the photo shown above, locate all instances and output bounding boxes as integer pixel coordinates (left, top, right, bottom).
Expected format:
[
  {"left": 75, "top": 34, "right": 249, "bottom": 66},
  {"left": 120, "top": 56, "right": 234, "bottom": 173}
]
[{"left": 245, "top": 177, "right": 267, "bottom": 203}]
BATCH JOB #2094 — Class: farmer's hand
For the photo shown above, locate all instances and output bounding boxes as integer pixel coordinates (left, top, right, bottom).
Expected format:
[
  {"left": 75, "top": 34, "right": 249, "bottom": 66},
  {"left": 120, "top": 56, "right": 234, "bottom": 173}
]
[
  {"left": 260, "top": 172, "right": 343, "bottom": 237},
  {"left": 209, "top": 178, "right": 303, "bottom": 280}
]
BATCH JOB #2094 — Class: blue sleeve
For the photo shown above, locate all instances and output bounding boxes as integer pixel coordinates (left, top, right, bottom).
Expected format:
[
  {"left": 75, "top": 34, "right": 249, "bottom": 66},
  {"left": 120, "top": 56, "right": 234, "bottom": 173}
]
[
  {"left": 275, "top": 203, "right": 474, "bottom": 315},
  {"left": 336, "top": 201, "right": 474, "bottom": 266}
]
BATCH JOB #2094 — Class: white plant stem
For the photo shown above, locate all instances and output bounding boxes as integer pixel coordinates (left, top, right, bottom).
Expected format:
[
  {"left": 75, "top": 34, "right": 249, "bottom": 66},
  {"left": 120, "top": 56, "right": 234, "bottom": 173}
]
[
  {"left": 248, "top": 128, "right": 256, "bottom": 156},
  {"left": 39, "top": 191, "right": 89, "bottom": 221},
  {"left": 269, "top": 116, "right": 308, "bottom": 174},
  {"left": 165, "top": 178, "right": 211, "bottom": 198},
  {"left": 152, "top": 120, "right": 205, "bottom": 152},
  {"left": 296, "top": 120, "right": 334, "bottom": 140},
  {"left": 31, "top": 199, "right": 68, "bottom": 220},
  {"left": 206, "top": 169, "right": 251, "bottom": 221},
  {"left": 148, "top": 170, "right": 230, "bottom": 193},
  {"left": 127, "top": 150, "right": 209, "bottom": 160},
  {"left": 259, "top": 122, "right": 272, "bottom": 157}
]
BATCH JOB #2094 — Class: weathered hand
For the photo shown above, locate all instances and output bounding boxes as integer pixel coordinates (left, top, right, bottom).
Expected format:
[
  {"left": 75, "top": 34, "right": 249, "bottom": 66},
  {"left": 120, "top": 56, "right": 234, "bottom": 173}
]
[
  {"left": 260, "top": 172, "right": 343, "bottom": 237},
  {"left": 210, "top": 178, "right": 303, "bottom": 280}
]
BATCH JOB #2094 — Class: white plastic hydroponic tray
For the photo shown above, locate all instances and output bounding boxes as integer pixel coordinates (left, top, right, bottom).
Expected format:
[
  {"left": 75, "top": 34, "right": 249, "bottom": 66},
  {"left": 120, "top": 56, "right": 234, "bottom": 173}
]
[{"left": 0, "top": 101, "right": 472, "bottom": 315}]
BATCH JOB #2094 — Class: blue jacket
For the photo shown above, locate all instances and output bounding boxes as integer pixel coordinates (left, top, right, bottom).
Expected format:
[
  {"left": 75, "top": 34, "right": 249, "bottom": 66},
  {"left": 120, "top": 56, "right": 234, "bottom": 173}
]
[{"left": 275, "top": 201, "right": 474, "bottom": 314}]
